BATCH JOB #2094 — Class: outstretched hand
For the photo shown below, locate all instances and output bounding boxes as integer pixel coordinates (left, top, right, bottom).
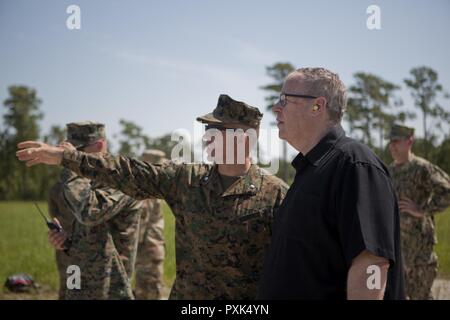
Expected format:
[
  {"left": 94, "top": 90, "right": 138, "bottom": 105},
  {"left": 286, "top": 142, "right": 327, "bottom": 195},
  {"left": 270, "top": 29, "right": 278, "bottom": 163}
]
[{"left": 16, "top": 141, "right": 65, "bottom": 167}]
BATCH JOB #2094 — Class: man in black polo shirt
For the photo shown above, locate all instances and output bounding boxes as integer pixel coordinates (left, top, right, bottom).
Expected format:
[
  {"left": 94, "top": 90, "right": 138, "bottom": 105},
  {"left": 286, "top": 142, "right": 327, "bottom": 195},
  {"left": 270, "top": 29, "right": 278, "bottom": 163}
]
[{"left": 258, "top": 67, "right": 404, "bottom": 300}]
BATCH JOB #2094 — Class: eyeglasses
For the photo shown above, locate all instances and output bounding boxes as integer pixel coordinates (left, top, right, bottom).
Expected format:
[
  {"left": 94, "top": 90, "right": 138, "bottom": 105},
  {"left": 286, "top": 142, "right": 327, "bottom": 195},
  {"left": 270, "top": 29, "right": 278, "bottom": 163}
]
[{"left": 278, "top": 93, "right": 318, "bottom": 107}]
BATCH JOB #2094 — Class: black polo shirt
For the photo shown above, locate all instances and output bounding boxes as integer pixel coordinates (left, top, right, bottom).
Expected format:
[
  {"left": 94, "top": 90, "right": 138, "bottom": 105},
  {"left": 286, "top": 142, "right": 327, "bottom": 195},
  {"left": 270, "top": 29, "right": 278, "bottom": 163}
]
[{"left": 258, "top": 126, "right": 404, "bottom": 300}]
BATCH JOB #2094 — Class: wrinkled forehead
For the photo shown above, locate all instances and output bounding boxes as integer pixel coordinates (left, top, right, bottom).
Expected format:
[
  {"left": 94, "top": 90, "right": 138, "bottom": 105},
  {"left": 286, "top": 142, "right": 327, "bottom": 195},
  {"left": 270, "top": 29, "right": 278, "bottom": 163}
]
[
  {"left": 282, "top": 73, "right": 308, "bottom": 93},
  {"left": 203, "top": 126, "right": 258, "bottom": 139}
]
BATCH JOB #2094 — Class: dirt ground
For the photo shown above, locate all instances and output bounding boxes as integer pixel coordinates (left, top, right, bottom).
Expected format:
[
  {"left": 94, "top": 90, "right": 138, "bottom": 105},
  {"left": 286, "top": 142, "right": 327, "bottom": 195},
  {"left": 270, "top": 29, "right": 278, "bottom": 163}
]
[
  {"left": 431, "top": 279, "right": 450, "bottom": 300},
  {"left": 1, "top": 280, "right": 449, "bottom": 300}
]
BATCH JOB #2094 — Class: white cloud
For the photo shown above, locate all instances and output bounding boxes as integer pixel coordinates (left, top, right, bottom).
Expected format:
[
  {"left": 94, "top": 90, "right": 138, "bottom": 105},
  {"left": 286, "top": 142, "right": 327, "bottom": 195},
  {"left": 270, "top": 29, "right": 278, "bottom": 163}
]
[{"left": 114, "top": 50, "right": 249, "bottom": 86}]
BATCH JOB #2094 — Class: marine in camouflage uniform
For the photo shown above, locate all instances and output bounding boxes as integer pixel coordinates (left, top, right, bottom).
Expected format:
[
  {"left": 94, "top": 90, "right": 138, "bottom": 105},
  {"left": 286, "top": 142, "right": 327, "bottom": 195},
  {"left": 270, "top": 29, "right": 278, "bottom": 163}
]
[
  {"left": 51, "top": 122, "right": 142, "bottom": 300},
  {"left": 48, "top": 169, "right": 76, "bottom": 299},
  {"left": 388, "top": 124, "right": 450, "bottom": 300},
  {"left": 58, "top": 95, "right": 289, "bottom": 299},
  {"left": 134, "top": 149, "right": 166, "bottom": 300}
]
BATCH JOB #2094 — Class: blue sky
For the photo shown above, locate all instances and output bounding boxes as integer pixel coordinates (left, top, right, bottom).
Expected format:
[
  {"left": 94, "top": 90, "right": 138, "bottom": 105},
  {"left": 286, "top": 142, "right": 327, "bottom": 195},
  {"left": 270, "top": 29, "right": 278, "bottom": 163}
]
[{"left": 1, "top": 0, "right": 449, "bottom": 156}]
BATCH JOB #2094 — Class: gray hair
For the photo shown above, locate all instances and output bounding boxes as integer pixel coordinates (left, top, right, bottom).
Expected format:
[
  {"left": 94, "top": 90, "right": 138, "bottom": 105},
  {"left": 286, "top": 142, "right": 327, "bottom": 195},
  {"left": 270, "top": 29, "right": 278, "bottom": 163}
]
[{"left": 293, "top": 67, "right": 347, "bottom": 123}]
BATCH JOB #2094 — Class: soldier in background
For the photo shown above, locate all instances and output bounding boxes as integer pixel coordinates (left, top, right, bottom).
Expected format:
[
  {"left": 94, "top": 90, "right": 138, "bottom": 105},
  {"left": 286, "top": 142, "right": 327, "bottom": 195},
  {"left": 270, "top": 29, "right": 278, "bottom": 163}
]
[
  {"left": 47, "top": 121, "right": 142, "bottom": 299},
  {"left": 48, "top": 169, "right": 76, "bottom": 299},
  {"left": 134, "top": 149, "right": 166, "bottom": 300},
  {"left": 388, "top": 124, "right": 450, "bottom": 299}
]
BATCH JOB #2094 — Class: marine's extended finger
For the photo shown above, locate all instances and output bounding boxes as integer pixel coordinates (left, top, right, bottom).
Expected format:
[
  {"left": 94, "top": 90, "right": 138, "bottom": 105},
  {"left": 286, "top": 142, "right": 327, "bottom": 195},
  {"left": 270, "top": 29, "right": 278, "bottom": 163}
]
[
  {"left": 17, "top": 141, "right": 42, "bottom": 149},
  {"left": 26, "top": 158, "right": 42, "bottom": 167},
  {"left": 16, "top": 148, "right": 40, "bottom": 161}
]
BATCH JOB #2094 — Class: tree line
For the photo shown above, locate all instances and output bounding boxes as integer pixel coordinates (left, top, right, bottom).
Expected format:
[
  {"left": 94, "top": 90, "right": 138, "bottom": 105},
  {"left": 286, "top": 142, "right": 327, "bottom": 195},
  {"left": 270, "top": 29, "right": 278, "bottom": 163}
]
[
  {"left": 0, "top": 86, "right": 176, "bottom": 200},
  {"left": 1, "top": 65, "right": 449, "bottom": 199}
]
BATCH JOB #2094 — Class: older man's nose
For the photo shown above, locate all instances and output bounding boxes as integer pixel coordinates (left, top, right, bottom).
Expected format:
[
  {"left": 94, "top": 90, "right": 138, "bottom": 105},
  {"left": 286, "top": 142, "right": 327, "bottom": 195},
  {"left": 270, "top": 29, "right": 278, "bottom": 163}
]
[{"left": 272, "top": 102, "right": 282, "bottom": 114}]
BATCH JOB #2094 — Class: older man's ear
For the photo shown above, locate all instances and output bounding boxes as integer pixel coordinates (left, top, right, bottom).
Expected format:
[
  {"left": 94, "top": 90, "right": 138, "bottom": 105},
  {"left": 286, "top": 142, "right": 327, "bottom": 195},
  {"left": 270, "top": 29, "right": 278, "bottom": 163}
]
[{"left": 310, "top": 97, "right": 327, "bottom": 116}]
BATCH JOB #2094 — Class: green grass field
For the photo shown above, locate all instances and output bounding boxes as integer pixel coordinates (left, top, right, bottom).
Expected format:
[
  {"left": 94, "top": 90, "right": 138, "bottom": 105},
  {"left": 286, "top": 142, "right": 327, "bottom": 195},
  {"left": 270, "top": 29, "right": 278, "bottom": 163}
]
[
  {"left": 0, "top": 201, "right": 176, "bottom": 299},
  {"left": 436, "top": 211, "right": 450, "bottom": 279},
  {"left": 1, "top": 201, "right": 449, "bottom": 299}
]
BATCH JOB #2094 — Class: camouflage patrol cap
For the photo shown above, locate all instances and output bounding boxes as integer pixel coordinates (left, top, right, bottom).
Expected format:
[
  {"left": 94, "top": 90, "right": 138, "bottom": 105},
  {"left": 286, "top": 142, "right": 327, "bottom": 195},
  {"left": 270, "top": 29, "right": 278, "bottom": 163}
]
[
  {"left": 389, "top": 124, "right": 415, "bottom": 140},
  {"left": 66, "top": 121, "right": 106, "bottom": 149},
  {"left": 141, "top": 149, "right": 166, "bottom": 164},
  {"left": 196, "top": 94, "right": 263, "bottom": 128}
]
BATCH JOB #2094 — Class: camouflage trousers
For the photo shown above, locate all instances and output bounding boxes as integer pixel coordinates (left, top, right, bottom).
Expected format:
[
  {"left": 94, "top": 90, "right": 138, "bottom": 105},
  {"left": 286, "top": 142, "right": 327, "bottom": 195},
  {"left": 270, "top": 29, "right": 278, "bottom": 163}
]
[
  {"left": 55, "top": 250, "right": 71, "bottom": 300},
  {"left": 404, "top": 260, "right": 438, "bottom": 300},
  {"left": 134, "top": 209, "right": 165, "bottom": 299}
]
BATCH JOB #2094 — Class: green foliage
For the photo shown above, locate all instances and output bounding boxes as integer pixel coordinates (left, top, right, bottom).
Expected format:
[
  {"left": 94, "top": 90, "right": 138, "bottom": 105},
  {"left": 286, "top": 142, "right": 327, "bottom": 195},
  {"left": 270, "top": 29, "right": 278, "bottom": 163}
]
[
  {"left": 146, "top": 133, "right": 178, "bottom": 159},
  {"left": 43, "top": 125, "right": 66, "bottom": 146},
  {"left": 0, "top": 86, "right": 52, "bottom": 200},
  {"left": 346, "top": 72, "right": 413, "bottom": 150},
  {"left": 404, "top": 66, "right": 450, "bottom": 158},
  {"left": 116, "top": 119, "right": 152, "bottom": 157},
  {"left": 260, "top": 62, "right": 295, "bottom": 111},
  {"left": 272, "top": 158, "right": 296, "bottom": 186},
  {"left": 3, "top": 86, "right": 43, "bottom": 142},
  {"left": 116, "top": 119, "right": 177, "bottom": 159},
  {"left": 433, "top": 137, "right": 450, "bottom": 176}
]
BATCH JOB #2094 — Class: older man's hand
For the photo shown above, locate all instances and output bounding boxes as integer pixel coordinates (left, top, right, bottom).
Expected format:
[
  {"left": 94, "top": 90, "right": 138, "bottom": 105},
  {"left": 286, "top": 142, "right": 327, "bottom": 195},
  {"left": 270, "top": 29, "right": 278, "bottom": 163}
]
[{"left": 16, "top": 141, "right": 65, "bottom": 167}]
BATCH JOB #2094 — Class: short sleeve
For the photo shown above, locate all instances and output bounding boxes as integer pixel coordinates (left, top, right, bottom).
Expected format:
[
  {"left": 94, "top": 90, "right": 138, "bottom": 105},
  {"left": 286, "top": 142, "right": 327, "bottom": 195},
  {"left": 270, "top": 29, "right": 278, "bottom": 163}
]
[{"left": 336, "top": 162, "right": 398, "bottom": 268}]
